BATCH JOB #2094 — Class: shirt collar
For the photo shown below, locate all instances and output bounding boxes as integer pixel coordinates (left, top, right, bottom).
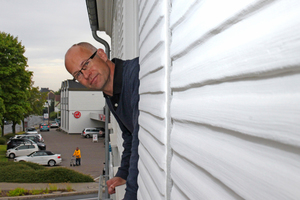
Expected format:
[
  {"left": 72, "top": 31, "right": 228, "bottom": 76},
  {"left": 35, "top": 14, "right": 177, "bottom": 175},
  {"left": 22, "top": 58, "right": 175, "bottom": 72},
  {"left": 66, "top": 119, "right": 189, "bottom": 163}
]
[{"left": 103, "top": 58, "right": 123, "bottom": 97}]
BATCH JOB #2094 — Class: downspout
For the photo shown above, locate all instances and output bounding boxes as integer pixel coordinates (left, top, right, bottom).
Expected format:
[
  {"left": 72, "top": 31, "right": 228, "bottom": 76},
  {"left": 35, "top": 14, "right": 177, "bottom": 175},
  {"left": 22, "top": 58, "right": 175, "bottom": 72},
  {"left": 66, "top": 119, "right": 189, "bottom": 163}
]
[{"left": 85, "top": 0, "right": 111, "bottom": 199}]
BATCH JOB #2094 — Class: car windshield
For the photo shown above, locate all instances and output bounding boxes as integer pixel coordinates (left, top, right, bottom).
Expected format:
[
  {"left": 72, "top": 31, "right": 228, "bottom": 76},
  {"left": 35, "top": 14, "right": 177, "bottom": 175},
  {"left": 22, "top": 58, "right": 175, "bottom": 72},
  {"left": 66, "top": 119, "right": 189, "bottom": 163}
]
[
  {"left": 25, "top": 139, "right": 36, "bottom": 144},
  {"left": 27, "top": 128, "right": 36, "bottom": 131},
  {"left": 27, "top": 151, "right": 36, "bottom": 156}
]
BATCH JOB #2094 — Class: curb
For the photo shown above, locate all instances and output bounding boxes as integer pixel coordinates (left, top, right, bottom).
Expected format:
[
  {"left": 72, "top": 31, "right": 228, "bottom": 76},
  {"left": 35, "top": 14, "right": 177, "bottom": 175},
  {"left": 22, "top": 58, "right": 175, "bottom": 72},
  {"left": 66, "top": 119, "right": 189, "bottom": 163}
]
[{"left": 0, "top": 190, "right": 98, "bottom": 200}]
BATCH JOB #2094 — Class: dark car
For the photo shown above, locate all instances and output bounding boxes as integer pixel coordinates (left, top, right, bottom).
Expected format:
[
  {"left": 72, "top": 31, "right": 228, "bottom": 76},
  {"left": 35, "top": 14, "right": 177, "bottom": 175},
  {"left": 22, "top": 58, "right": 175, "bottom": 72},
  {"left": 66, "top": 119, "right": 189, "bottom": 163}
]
[
  {"left": 15, "top": 134, "right": 44, "bottom": 143},
  {"left": 7, "top": 138, "right": 46, "bottom": 150}
]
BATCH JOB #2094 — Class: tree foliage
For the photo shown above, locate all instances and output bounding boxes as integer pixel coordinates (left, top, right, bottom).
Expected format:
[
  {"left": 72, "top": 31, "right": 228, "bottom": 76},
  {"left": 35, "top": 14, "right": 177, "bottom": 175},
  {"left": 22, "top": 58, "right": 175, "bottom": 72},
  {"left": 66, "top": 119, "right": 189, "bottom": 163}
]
[{"left": 0, "top": 32, "right": 32, "bottom": 135}]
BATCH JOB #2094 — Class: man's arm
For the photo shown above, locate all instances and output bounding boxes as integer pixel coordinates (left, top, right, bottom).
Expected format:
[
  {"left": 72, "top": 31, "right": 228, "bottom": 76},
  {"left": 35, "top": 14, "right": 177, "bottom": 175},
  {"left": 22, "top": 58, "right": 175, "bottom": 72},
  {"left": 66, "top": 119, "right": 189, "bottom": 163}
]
[{"left": 115, "top": 125, "right": 133, "bottom": 180}]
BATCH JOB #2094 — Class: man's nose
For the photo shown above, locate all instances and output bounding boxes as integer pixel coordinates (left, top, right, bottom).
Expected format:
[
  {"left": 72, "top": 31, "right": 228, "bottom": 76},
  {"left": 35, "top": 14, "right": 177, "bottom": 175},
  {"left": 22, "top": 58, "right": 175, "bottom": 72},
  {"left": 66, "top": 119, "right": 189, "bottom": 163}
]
[{"left": 81, "top": 69, "right": 91, "bottom": 79}]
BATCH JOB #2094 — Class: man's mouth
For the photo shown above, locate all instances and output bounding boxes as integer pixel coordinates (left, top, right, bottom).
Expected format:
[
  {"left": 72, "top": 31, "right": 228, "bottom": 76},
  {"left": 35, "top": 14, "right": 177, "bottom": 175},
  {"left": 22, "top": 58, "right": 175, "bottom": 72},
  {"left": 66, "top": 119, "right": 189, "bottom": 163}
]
[{"left": 90, "top": 74, "right": 98, "bottom": 85}]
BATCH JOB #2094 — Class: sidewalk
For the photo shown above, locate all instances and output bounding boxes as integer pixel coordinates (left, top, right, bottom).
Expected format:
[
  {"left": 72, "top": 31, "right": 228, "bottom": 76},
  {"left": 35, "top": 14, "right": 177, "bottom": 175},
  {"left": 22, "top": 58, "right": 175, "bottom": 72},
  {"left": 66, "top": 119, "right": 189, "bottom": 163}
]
[{"left": 0, "top": 182, "right": 99, "bottom": 200}]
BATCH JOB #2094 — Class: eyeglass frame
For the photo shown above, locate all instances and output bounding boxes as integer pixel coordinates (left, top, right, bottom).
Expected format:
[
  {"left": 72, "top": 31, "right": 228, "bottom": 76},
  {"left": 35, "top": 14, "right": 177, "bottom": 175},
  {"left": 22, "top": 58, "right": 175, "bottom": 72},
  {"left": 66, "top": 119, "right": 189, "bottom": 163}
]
[{"left": 72, "top": 50, "right": 97, "bottom": 81}]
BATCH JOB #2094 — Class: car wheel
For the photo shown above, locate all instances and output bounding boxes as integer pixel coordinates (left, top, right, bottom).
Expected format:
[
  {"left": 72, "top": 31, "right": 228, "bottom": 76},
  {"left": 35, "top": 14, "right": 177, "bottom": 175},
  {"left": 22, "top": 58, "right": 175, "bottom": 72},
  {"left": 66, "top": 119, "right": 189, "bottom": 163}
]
[
  {"left": 86, "top": 134, "right": 91, "bottom": 138},
  {"left": 48, "top": 160, "right": 56, "bottom": 166},
  {"left": 9, "top": 153, "right": 15, "bottom": 159}
]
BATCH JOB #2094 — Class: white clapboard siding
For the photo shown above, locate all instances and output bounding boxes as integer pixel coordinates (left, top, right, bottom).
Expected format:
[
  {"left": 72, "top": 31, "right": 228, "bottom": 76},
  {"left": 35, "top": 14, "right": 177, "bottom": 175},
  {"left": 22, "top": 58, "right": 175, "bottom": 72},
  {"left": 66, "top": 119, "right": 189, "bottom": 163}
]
[
  {"left": 170, "top": 0, "right": 300, "bottom": 200},
  {"left": 171, "top": 152, "right": 243, "bottom": 200},
  {"left": 171, "top": 0, "right": 300, "bottom": 89},
  {"left": 139, "top": 141, "right": 166, "bottom": 194},
  {"left": 138, "top": 0, "right": 169, "bottom": 199}
]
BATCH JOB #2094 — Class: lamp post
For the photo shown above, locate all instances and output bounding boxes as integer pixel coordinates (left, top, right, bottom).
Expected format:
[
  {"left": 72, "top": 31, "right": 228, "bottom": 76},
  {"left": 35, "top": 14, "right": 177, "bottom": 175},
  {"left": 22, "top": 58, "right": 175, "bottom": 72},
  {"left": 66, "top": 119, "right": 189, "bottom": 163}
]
[{"left": 47, "top": 93, "right": 50, "bottom": 125}]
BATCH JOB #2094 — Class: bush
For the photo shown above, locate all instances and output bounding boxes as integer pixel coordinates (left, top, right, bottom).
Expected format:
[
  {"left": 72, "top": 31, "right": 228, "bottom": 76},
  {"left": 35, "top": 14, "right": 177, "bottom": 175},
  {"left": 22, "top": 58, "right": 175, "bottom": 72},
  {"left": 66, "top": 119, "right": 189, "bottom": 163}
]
[
  {"left": 0, "top": 161, "right": 94, "bottom": 183},
  {"left": 8, "top": 188, "right": 28, "bottom": 196},
  {"left": 0, "top": 137, "right": 6, "bottom": 145}
]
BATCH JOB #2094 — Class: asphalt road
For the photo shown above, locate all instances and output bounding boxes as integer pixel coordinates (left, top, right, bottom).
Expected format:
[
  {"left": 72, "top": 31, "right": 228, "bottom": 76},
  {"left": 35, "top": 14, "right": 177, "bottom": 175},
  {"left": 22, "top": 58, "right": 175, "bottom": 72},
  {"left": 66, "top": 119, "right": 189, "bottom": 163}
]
[{"left": 39, "top": 128, "right": 106, "bottom": 179}]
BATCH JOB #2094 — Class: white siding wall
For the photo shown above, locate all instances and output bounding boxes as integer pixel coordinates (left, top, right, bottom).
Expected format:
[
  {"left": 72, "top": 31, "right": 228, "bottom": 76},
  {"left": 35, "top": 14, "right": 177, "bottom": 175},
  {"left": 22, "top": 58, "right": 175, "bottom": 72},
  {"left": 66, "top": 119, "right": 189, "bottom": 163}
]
[
  {"left": 134, "top": 0, "right": 300, "bottom": 200},
  {"left": 137, "top": 0, "right": 170, "bottom": 199},
  {"left": 169, "top": 0, "right": 300, "bottom": 199}
]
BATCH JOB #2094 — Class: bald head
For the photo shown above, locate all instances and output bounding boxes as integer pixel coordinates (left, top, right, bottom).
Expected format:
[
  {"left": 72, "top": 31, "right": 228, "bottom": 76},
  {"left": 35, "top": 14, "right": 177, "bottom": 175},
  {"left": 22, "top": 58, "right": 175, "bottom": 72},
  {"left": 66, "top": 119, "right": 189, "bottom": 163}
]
[{"left": 64, "top": 42, "right": 114, "bottom": 94}]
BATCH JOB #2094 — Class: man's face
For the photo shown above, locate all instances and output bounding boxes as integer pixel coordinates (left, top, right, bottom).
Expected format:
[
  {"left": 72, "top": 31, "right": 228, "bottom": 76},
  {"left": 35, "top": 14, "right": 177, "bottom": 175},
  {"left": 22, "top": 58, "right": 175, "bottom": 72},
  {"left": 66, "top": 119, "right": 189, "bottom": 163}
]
[{"left": 65, "top": 46, "right": 110, "bottom": 90}]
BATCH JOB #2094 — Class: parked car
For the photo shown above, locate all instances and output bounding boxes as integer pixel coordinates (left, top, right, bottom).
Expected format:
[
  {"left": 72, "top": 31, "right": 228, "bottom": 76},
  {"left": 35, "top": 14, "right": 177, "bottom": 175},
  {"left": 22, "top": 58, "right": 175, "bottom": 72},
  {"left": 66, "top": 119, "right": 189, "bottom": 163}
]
[
  {"left": 26, "top": 127, "right": 38, "bottom": 134},
  {"left": 14, "top": 150, "right": 62, "bottom": 166},
  {"left": 6, "top": 143, "right": 39, "bottom": 159},
  {"left": 40, "top": 124, "right": 50, "bottom": 131},
  {"left": 55, "top": 118, "right": 61, "bottom": 126},
  {"left": 7, "top": 138, "right": 32, "bottom": 150},
  {"left": 81, "top": 127, "right": 104, "bottom": 138},
  {"left": 15, "top": 134, "right": 44, "bottom": 143},
  {"left": 7, "top": 138, "right": 46, "bottom": 150},
  {"left": 50, "top": 121, "right": 59, "bottom": 128}
]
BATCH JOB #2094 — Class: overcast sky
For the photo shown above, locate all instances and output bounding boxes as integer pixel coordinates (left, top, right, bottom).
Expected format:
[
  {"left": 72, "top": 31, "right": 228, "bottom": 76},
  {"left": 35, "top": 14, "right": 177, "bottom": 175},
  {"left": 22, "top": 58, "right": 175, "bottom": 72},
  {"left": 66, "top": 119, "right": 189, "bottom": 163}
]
[{"left": 0, "top": 0, "right": 110, "bottom": 91}]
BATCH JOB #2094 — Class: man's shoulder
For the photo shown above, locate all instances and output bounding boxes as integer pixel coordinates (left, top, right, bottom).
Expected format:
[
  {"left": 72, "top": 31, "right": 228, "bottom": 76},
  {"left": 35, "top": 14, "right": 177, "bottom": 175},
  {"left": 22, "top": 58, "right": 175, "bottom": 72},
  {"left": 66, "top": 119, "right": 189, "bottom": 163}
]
[{"left": 124, "top": 57, "right": 139, "bottom": 66}]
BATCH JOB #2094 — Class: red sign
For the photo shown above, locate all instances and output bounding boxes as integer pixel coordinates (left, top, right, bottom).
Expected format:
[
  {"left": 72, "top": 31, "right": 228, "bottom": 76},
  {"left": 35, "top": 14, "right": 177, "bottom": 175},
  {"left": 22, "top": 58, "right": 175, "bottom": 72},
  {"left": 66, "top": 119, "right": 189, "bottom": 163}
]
[
  {"left": 74, "top": 111, "right": 81, "bottom": 119},
  {"left": 99, "top": 114, "right": 106, "bottom": 122}
]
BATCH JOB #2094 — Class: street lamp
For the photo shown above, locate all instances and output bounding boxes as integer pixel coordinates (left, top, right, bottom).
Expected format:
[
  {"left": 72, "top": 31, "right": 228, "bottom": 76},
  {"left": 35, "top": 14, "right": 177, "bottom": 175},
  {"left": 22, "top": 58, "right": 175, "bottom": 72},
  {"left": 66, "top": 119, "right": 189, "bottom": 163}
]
[{"left": 47, "top": 93, "right": 50, "bottom": 125}]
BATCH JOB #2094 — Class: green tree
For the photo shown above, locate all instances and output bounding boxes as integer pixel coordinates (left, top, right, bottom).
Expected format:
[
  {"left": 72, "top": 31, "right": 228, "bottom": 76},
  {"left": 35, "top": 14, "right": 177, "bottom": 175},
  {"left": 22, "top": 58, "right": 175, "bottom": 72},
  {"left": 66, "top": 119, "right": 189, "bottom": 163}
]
[
  {"left": 21, "top": 82, "right": 47, "bottom": 131},
  {"left": 54, "top": 89, "right": 61, "bottom": 95},
  {"left": 0, "top": 32, "right": 32, "bottom": 136}
]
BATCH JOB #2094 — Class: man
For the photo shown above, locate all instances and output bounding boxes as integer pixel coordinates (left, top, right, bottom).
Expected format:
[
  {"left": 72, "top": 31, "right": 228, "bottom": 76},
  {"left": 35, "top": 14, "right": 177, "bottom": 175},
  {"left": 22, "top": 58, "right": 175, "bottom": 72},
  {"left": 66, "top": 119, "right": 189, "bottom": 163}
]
[
  {"left": 65, "top": 42, "right": 140, "bottom": 200},
  {"left": 73, "top": 147, "right": 81, "bottom": 166}
]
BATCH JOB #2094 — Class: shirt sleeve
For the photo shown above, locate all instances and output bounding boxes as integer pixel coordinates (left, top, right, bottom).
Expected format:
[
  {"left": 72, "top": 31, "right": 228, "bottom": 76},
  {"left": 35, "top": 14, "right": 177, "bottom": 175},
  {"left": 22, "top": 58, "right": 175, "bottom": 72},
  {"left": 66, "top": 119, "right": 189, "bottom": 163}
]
[{"left": 115, "top": 123, "right": 132, "bottom": 180}]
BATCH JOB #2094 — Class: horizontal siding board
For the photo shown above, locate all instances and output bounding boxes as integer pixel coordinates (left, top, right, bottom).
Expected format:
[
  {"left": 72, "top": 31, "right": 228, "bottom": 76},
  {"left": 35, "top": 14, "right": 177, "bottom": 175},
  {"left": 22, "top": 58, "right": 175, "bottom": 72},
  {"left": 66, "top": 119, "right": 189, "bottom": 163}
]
[
  {"left": 139, "top": 43, "right": 165, "bottom": 78},
  {"left": 139, "top": 69, "right": 166, "bottom": 94},
  {"left": 139, "top": 127, "right": 166, "bottom": 170},
  {"left": 137, "top": 172, "right": 152, "bottom": 200},
  {"left": 139, "top": 93, "right": 166, "bottom": 118},
  {"left": 170, "top": 0, "right": 198, "bottom": 29},
  {"left": 171, "top": 152, "right": 242, "bottom": 200},
  {"left": 171, "top": 184, "right": 189, "bottom": 200},
  {"left": 139, "top": 111, "right": 166, "bottom": 144},
  {"left": 138, "top": 0, "right": 159, "bottom": 34},
  {"left": 170, "top": 0, "right": 264, "bottom": 57},
  {"left": 139, "top": 143, "right": 166, "bottom": 195},
  {"left": 171, "top": 0, "right": 300, "bottom": 89},
  {"left": 171, "top": 122, "right": 300, "bottom": 199},
  {"left": 138, "top": 158, "right": 165, "bottom": 200},
  {"left": 171, "top": 73, "right": 300, "bottom": 146},
  {"left": 139, "top": 18, "right": 165, "bottom": 65},
  {"left": 139, "top": 0, "right": 164, "bottom": 46}
]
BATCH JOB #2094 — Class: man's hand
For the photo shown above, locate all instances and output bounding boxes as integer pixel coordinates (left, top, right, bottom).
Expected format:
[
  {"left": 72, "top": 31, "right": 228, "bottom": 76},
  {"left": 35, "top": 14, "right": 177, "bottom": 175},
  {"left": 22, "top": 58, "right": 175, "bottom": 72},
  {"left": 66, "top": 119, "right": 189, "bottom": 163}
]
[{"left": 106, "top": 177, "right": 126, "bottom": 194}]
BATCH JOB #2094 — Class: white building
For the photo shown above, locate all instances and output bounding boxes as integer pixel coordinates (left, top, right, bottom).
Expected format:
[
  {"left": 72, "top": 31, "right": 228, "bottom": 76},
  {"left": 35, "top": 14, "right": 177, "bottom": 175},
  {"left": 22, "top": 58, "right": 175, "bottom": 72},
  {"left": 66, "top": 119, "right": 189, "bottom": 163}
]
[
  {"left": 86, "top": 0, "right": 300, "bottom": 199},
  {"left": 60, "top": 80, "right": 105, "bottom": 134}
]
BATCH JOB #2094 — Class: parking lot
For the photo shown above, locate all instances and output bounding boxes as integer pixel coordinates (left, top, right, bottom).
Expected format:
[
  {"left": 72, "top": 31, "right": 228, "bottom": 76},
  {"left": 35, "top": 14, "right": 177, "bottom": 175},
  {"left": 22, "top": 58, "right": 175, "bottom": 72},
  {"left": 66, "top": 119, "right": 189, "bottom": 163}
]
[{"left": 39, "top": 128, "right": 106, "bottom": 179}]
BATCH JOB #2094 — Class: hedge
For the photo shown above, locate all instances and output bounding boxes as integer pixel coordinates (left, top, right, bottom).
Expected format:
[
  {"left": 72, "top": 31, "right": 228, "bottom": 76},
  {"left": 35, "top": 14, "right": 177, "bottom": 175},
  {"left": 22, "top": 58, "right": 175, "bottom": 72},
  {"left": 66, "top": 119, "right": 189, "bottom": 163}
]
[{"left": 0, "top": 161, "right": 94, "bottom": 183}]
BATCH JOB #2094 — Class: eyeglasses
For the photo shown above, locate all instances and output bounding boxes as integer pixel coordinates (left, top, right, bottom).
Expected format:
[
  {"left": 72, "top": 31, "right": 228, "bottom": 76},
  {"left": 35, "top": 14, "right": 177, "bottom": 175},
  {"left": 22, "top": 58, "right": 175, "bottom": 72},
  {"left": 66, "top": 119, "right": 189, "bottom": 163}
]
[{"left": 73, "top": 51, "right": 97, "bottom": 81}]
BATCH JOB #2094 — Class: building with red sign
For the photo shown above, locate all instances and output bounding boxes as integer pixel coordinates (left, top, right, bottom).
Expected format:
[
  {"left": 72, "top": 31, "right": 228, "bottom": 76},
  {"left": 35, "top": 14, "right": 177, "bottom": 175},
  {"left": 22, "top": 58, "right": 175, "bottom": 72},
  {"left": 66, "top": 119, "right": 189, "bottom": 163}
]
[{"left": 60, "top": 80, "right": 105, "bottom": 134}]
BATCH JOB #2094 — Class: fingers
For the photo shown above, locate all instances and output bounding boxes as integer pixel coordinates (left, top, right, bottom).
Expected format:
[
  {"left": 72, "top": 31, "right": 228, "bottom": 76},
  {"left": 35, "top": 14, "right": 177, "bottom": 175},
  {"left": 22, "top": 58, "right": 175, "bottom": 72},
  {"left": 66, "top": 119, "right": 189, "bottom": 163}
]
[{"left": 108, "top": 184, "right": 116, "bottom": 194}]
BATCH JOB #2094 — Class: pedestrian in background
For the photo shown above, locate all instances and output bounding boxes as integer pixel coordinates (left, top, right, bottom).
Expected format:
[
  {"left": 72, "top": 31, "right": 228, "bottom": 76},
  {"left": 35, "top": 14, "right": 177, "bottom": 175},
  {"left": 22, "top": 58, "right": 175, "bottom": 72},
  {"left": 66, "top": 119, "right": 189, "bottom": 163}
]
[{"left": 73, "top": 147, "right": 81, "bottom": 166}]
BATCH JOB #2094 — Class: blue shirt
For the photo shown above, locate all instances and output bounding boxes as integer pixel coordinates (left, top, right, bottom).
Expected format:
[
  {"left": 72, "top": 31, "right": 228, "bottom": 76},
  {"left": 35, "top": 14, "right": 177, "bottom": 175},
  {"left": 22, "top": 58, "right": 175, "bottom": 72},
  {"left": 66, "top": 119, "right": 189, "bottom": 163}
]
[{"left": 104, "top": 57, "right": 140, "bottom": 200}]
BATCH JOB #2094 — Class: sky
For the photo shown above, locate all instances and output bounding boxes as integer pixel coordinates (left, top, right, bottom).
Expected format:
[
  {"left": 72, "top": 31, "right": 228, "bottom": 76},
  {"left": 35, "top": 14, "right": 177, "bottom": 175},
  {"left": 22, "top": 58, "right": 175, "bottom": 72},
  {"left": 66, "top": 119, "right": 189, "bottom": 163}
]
[{"left": 0, "top": 0, "right": 110, "bottom": 91}]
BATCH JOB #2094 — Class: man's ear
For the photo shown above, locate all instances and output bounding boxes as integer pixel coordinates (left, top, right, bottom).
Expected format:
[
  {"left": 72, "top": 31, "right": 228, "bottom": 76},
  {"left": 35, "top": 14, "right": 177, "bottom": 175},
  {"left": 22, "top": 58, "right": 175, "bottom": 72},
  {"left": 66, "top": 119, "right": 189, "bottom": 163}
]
[{"left": 97, "top": 49, "right": 108, "bottom": 62}]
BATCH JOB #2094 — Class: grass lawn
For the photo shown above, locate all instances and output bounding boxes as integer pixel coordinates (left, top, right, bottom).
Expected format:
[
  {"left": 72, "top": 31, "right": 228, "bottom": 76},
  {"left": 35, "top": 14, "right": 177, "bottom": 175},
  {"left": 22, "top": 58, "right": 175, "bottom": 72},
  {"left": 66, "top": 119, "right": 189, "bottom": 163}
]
[{"left": 0, "top": 145, "right": 8, "bottom": 162}]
